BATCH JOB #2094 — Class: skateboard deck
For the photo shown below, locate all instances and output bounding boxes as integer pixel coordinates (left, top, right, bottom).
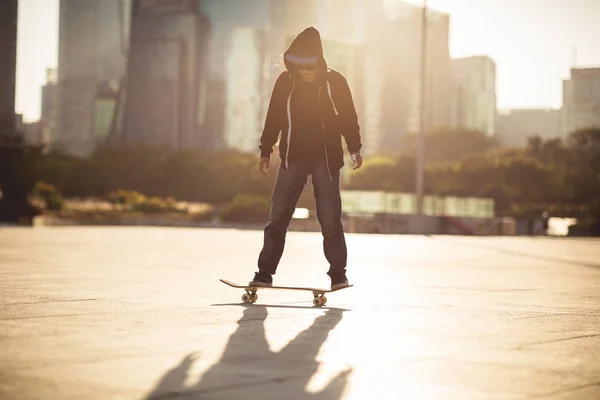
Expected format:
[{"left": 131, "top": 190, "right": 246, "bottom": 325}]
[{"left": 219, "top": 279, "right": 353, "bottom": 306}]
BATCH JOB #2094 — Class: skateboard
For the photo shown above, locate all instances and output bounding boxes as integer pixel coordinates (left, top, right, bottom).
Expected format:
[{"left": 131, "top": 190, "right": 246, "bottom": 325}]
[{"left": 219, "top": 279, "right": 353, "bottom": 307}]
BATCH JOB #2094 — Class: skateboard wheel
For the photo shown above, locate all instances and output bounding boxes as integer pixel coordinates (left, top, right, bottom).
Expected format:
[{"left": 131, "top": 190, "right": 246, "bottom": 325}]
[
  {"left": 313, "top": 297, "right": 323, "bottom": 307},
  {"left": 242, "top": 294, "right": 252, "bottom": 303},
  {"left": 321, "top": 296, "right": 327, "bottom": 305},
  {"left": 250, "top": 294, "right": 258, "bottom": 303}
]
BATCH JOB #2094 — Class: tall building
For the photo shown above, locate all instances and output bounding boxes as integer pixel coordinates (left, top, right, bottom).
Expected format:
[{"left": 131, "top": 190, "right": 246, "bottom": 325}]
[
  {"left": 562, "top": 67, "right": 600, "bottom": 137},
  {"left": 40, "top": 68, "right": 58, "bottom": 146},
  {"left": 196, "top": 0, "right": 320, "bottom": 152},
  {"left": 496, "top": 109, "right": 561, "bottom": 148},
  {"left": 224, "top": 26, "right": 271, "bottom": 152},
  {"left": 0, "top": 0, "right": 18, "bottom": 138},
  {"left": 22, "top": 121, "right": 45, "bottom": 146},
  {"left": 360, "top": 1, "right": 451, "bottom": 156},
  {"left": 13, "top": 113, "right": 44, "bottom": 146},
  {"left": 119, "top": 0, "right": 210, "bottom": 150},
  {"left": 451, "top": 56, "right": 496, "bottom": 136},
  {"left": 198, "top": 0, "right": 272, "bottom": 152},
  {"left": 166, "top": 0, "right": 363, "bottom": 154},
  {"left": 56, "top": 0, "right": 131, "bottom": 155}
]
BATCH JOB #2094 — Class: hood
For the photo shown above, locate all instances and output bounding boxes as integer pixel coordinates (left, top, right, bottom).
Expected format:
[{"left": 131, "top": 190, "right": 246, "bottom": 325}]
[{"left": 283, "top": 27, "right": 328, "bottom": 78}]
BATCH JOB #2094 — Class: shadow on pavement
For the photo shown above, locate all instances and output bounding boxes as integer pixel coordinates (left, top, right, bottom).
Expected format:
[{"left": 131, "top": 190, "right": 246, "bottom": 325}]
[
  {"left": 144, "top": 306, "right": 351, "bottom": 399},
  {"left": 211, "top": 303, "right": 352, "bottom": 311}
]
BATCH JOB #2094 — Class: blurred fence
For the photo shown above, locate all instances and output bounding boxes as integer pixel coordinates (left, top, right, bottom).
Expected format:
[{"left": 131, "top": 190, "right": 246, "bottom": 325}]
[{"left": 340, "top": 190, "right": 495, "bottom": 218}]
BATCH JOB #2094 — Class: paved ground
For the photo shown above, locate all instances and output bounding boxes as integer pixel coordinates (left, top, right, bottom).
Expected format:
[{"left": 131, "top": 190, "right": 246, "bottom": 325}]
[{"left": 0, "top": 227, "right": 599, "bottom": 400}]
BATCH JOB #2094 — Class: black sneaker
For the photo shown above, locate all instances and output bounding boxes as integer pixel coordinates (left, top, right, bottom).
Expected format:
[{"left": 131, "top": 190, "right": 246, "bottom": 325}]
[
  {"left": 330, "top": 273, "right": 349, "bottom": 291},
  {"left": 249, "top": 271, "right": 273, "bottom": 287}
]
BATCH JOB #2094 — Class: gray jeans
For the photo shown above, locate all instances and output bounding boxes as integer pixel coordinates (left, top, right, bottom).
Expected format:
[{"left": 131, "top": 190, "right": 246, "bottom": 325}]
[{"left": 257, "top": 160, "right": 347, "bottom": 277}]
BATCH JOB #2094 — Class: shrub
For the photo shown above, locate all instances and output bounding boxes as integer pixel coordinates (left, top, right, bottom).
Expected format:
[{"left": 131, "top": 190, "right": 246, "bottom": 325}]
[
  {"left": 133, "top": 196, "right": 180, "bottom": 213},
  {"left": 220, "top": 194, "right": 270, "bottom": 223},
  {"left": 34, "top": 182, "right": 64, "bottom": 211},
  {"left": 107, "top": 190, "right": 185, "bottom": 214},
  {"left": 107, "top": 190, "right": 146, "bottom": 208}
]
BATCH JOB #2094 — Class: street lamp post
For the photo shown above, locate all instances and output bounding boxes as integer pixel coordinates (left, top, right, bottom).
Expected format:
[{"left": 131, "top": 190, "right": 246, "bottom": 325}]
[{"left": 416, "top": 0, "right": 428, "bottom": 222}]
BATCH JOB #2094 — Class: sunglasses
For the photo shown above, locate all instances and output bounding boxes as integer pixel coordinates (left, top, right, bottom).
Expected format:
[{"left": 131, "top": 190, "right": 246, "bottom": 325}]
[{"left": 295, "top": 63, "right": 317, "bottom": 72}]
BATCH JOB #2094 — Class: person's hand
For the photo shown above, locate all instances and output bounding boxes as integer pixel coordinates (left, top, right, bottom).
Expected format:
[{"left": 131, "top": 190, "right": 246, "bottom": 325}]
[
  {"left": 259, "top": 157, "right": 270, "bottom": 175},
  {"left": 351, "top": 152, "right": 363, "bottom": 170}
]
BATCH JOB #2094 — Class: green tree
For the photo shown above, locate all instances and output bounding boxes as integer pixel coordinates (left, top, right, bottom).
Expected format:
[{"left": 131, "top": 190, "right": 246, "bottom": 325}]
[{"left": 345, "top": 156, "right": 395, "bottom": 190}]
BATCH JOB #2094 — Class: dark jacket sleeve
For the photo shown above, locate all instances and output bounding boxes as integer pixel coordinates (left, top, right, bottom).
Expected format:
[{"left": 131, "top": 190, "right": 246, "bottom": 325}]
[
  {"left": 333, "top": 73, "right": 362, "bottom": 154},
  {"left": 259, "top": 73, "right": 287, "bottom": 157}
]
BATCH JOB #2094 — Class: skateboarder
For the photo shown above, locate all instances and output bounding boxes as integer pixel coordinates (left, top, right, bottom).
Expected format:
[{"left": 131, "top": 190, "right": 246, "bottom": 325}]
[{"left": 250, "top": 27, "right": 363, "bottom": 290}]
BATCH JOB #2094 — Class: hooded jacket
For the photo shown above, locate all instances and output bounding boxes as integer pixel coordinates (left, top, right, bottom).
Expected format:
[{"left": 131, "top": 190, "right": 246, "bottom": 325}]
[{"left": 259, "top": 27, "right": 362, "bottom": 178}]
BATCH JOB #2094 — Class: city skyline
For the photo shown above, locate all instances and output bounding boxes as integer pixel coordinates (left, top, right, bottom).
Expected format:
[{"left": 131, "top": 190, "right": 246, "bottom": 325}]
[{"left": 15, "top": 0, "right": 600, "bottom": 122}]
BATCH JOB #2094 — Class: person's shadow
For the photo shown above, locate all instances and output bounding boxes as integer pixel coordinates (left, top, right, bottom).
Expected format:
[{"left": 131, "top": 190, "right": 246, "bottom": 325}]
[{"left": 144, "top": 305, "right": 351, "bottom": 399}]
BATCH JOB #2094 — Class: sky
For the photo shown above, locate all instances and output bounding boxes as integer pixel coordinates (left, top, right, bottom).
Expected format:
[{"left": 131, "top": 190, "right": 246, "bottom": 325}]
[
  {"left": 15, "top": 0, "right": 600, "bottom": 122},
  {"left": 16, "top": 0, "right": 59, "bottom": 122}
]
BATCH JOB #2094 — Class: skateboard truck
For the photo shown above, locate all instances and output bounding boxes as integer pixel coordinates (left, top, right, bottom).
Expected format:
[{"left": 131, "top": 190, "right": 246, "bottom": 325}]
[
  {"left": 312, "top": 291, "right": 327, "bottom": 306},
  {"left": 242, "top": 289, "right": 258, "bottom": 304}
]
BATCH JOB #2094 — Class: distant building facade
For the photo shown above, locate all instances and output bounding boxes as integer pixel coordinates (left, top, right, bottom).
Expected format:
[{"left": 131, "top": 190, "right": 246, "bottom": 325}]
[
  {"left": 118, "top": 0, "right": 210, "bottom": 150},
  {"left": 496, "top": 109, "right": 561, "bottom": 147},
  {"left": 0, "top": 0, "right": 18, "bottom": 138},
  {"left": 451, "top": 56, "right": 496, "bottom": 136},
  {"left": 52, "top": 0, "right": 460, "bottom": 158},
  {"left": 56, "top": 0, "right": 131, "bottom": 155},
  {"left": 195, "top": 0, "right": 273, "bottom": 152},
  {"left": 23, "top": 121, "right": 45, "bottom": 146},
  {"left": 360, "top": 2, "right": 452, "bottom": 155},
  {"left": 41, "top": 68, "right": 58, "bottom": 146},
  {"left": 196, "top": 0, "right": 361, "bottom": 153},
  {"left": 562, "top": 67, "right": 600, "bottom": 136},
  {"left": 223, "top": 26, "right": 271, "bottom": 152},
  {"left": 198, "top": 0, "right": 319, "bottom": 153}
]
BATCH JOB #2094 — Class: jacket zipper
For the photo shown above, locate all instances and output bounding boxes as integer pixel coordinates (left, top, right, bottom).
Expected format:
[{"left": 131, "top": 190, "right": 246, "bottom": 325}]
[
  {"left": 284, "top": 81, "right": 296, "bottom": 170},
  {"left": 318, "top": 86, "right": 332, "bottom": 181}
]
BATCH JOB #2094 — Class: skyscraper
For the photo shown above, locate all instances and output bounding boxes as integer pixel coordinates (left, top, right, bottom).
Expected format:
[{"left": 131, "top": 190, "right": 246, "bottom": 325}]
[
  {"left": 56, "top": 0, "right": 131, "bottom": 155},
  {"left": 119, "top": 0, "right": 210, "bottom": 150},
  {"left": 223, "top": 26, "right": 271, "bottom": 152},
  {"left": 41, "top": 68, "right": 59, "bottom": 145},
  {"left": 562, "top": 67, "right": 600, "bottom": 137},
  {"left": 451, "top": 56, "right": 497, "bottom": 136},
  {"left": 197, "top": 0, "right": 319, "bottom": 152},
  {"left": 185, "top": 0, "right": 362, "bottom": 153},
  {"left": 197, "top": 0, "right": 272, "bottom": 152},
  {"left": 0, "top": 0, "right": 18, "bottom": 138},
  {"left": 360, "top": 1, "right": 451, "bottom": 156}
]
